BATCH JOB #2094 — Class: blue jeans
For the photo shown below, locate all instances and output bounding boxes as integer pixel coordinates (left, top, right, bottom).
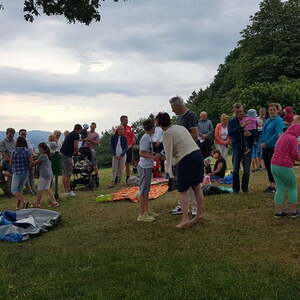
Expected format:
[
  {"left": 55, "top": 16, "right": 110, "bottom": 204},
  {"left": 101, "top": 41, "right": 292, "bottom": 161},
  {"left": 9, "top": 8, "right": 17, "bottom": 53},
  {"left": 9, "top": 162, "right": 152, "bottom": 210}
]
[{"left": 232, "top": 147, "right": 252, "bottom": 193}]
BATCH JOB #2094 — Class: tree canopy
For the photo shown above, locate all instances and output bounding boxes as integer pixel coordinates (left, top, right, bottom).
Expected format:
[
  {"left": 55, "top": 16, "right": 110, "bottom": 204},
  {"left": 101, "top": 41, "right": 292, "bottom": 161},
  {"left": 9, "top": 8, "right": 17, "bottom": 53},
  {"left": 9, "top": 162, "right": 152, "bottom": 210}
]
[
  {"left": 1, "top": 0, "right": 125, "bottom": 25},
  {"left": 187, "top": 0, "right": 300, "bottom": 124}
]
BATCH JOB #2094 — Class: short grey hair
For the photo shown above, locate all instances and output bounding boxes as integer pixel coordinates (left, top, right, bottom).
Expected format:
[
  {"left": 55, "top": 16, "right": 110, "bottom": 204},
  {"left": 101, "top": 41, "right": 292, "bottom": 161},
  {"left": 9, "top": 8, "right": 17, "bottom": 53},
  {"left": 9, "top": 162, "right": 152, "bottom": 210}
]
[{"left": 169, "top": 96, "right": 184, "bottom": 106}]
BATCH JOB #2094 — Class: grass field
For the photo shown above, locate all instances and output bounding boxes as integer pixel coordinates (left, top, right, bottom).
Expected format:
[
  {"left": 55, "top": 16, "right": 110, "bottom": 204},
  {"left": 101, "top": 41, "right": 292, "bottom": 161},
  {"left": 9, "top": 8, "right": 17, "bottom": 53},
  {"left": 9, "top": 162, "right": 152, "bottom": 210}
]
[{"left": 1, "top": 168, "right": 300, "bottom": 299}]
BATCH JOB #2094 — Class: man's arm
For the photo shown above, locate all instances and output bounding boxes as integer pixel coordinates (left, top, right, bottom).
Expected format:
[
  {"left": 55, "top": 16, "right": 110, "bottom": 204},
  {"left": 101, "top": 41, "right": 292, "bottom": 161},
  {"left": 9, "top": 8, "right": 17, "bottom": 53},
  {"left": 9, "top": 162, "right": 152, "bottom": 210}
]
[
  {"left": 189, "top": 127, "right": 199, "bottom": 141},
  {"left": 73, "top": 140, "right": 79, "bottom": 155}
]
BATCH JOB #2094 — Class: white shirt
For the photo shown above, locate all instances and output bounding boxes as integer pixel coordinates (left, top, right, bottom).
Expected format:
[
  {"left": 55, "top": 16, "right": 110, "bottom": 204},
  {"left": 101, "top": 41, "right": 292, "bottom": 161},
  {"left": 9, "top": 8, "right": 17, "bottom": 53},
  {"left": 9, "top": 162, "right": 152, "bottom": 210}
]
[
  {"left": 220, "top": 126, "right": 228, "bottom": 141},
  {"left": 116, "top": 136, "right": 123, "bottom": 156},
  {"left": 152, "top": 126, "right": 163, "bottom": 143}
]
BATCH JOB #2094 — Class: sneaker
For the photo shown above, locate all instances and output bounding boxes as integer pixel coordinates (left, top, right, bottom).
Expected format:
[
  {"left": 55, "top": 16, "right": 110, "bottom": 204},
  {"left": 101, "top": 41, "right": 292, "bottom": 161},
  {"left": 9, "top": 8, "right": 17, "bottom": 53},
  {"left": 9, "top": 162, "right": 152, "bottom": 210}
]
[
  {"left": 191, "top": 207, "right": 197, "bottom": 217},
  {"left": 171, "top": 205, "right": 182, "bottom": 215},
  {"left": 274, "top": 212, "right": 288, "bottom": 219},
  {"left": 137, "top": 214, "right": 155, "bottom": 222},
  {"left": 69, "top": 191, "right": 76, "bottom": 197},
  {"left": 264, "top": 187, "right": 276, "bottom": 193},
  {"left": 148, "top": 211, "right": 159, "bottom": 218},
  {"left": 290, "top": 211, "right": 300, "bottom": 219}
]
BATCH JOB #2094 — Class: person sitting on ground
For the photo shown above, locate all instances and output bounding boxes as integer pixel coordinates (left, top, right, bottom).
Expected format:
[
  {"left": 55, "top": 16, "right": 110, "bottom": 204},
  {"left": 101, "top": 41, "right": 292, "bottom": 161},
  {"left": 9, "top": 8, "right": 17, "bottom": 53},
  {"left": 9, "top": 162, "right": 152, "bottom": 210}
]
[
  {"left": 60, "top": 124, "right": 82, "bottom": 197},
  {"left": 209, "top": 149, "right": 227, "bottom": 180},
  {"left": 156, "top": 112, "right": 205, "bottom": 228},
  {"left": 109, "top": 125, "right": 128, "bottom": 188},
  {"left": 214, "top": 113, "right": 230, "bottom": 161},
  {"left": 240, "top": 109, "right": 258, "bottom": 155},
  {"left": 283, "top": 106, "right": 294, "bottom": 129},
  {"left": 10, "top": 137, "right": 32, "bottom": 210},
  {"left": 293, "top": 115, "right": 300, "bottom": 125},
  {"left": 32, "top": 143, "right": 59, "bottom": 208},
  {"left": 137, "top": 119, "right": 160, "bottom": 223},
  {"left": 271, "top": 124, "right": 300, "bottom": 218}
]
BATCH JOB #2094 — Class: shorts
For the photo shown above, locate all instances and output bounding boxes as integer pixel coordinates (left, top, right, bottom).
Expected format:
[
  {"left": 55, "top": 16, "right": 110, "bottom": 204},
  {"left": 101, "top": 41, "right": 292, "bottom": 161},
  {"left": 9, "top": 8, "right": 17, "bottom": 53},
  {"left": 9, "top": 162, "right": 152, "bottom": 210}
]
[
  {"left": 176, "top": 150, "right": 204, "bottom": 193},
  {"left": 62, "top": 155, "right": 73, "bottom": 176},
  {"left": 11, "top": 174, "right": 28, "bottom": 194},
  {"left": 252, "top": 144, "right": 259, "bottom": 159},
  {"left": 37, "top": 176, "right": 52, "bottom": 191},
  {"left": 90, "top": 149, "right": 97, "bottom": 167},
  {"left": 138, "top": 166, "right": 152, "bottom": 196},
  {"left": 126, "top": 148, "right": 133, "bottom": 164}
]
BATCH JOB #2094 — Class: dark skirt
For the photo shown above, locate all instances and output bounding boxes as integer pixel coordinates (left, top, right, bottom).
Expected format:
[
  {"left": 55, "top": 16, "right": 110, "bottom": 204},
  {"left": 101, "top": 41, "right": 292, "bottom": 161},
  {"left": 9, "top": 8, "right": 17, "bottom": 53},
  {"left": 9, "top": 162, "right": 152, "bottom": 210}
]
[{"left": 176, "top": 150, "right": 204, "bottom": 192}]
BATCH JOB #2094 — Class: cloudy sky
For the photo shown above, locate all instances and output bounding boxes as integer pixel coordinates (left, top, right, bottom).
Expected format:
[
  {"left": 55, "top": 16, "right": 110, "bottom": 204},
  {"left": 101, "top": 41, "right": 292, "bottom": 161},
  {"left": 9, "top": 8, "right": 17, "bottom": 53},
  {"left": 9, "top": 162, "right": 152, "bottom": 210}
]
[{"left": 0, "top": 0, "right": 261, "bottom": 133}]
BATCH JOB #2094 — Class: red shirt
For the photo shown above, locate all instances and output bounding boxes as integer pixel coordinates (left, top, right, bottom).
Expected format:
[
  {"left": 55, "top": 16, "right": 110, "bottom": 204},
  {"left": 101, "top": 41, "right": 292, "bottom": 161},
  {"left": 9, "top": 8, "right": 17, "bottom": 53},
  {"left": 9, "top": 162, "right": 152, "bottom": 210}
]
[{"left": 123, "top": 125, "right": 135, "bottom": 146}]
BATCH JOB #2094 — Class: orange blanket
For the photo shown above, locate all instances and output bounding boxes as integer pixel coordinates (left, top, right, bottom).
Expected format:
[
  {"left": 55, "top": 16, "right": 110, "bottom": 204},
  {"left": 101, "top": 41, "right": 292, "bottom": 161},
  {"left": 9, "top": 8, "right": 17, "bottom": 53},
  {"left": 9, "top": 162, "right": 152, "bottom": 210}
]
[{"left": 112, "top": 184, "right": 168, "bottom": 203}]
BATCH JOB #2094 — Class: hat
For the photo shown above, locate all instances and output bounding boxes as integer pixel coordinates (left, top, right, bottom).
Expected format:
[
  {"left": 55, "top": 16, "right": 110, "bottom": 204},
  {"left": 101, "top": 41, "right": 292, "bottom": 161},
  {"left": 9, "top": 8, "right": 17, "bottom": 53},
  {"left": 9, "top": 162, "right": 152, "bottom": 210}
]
[
  {"left": 83, "top": 123, "right": 89, "bottom": 130},
  {"left": 247, "top": 109, "right": 257, "bottom": 118}
]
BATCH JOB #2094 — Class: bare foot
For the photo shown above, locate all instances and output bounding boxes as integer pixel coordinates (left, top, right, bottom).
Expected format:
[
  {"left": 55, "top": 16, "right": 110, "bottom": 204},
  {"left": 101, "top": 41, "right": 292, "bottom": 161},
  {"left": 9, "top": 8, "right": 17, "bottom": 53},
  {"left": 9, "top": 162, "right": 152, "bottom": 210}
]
[
  {"left": 190, "top": 216, "right": 206, "bottom": 225},
  {"left": 175, "top": 220, "right": 191, "bottom": 228}
]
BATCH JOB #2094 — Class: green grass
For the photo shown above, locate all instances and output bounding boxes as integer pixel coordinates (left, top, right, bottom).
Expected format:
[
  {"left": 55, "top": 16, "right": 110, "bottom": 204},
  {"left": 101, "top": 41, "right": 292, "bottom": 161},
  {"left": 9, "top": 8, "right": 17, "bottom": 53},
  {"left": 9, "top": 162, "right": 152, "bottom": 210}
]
[{"left": 1, "top": 168, "right": 300, "bottom": 299}]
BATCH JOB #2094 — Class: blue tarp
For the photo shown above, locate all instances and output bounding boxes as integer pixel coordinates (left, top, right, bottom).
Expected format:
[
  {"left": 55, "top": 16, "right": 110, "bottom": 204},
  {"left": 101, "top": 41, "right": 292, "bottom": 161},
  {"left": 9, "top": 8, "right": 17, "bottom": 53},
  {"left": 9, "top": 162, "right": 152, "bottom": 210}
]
[{"left": 0, "top": 208, "right": 61, "bottom": 242}]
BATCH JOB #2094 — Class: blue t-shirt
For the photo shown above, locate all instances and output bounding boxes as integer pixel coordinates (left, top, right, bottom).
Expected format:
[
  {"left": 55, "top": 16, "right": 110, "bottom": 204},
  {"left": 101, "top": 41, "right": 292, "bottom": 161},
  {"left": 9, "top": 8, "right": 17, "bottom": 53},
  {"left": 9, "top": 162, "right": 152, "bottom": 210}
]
[{"left": 138, "top": 134, "right": 154, "bottom": 169}]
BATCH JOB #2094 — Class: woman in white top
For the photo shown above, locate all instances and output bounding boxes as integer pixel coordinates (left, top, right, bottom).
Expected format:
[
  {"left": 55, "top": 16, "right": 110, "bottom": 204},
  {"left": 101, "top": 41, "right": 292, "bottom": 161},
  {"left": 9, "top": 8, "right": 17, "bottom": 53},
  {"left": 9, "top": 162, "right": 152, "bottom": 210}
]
[
  {"left": 156, "top": 112, "right": 205, "bottom": 228},
  {"left": 214, "top": 114, "right": 230, "bottom": 160}
]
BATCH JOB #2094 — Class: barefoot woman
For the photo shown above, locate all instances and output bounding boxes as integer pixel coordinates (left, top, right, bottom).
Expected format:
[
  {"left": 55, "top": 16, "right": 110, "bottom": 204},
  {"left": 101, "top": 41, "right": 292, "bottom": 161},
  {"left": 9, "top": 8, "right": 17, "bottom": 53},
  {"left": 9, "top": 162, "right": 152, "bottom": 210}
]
[{"left": 156, "top": 112, "right": 205, "bottom": 228}]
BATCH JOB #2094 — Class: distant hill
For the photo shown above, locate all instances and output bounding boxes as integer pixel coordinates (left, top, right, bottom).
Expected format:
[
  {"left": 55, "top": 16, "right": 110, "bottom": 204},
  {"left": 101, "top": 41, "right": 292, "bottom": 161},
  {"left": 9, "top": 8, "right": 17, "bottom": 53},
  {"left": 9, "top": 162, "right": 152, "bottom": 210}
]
[{"left": 0, "top": 130, "right": 51, "bottom": 148}]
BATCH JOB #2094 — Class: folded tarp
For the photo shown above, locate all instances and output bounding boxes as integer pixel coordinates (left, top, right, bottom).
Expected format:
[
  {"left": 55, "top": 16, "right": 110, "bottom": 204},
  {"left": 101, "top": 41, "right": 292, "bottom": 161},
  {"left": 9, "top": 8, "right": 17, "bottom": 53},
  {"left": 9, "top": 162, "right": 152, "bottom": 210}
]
[{"left": 0, "top": 208, "right": 61, "bottom": 242}]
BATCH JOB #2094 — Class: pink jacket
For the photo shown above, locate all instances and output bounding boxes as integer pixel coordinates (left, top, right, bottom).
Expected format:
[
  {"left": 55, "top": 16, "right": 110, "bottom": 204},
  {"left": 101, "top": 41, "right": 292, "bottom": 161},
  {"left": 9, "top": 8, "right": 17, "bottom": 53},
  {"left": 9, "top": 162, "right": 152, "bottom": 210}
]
[
  {"left": 214, "top": 123, "right": 231, "bottom": 145},
  {"left": 271, "top": 124, "right": 300, "bottom": 168}
]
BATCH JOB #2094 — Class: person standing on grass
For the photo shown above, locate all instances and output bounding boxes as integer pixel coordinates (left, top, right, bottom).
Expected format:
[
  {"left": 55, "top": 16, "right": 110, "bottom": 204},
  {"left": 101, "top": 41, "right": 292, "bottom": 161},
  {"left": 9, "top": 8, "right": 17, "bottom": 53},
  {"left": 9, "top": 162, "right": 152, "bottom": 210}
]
[
  {"left": 19, "top": 129, "right": 36, "bottom": 195},
  {"left": 32, "top": 143, "right": 59, "bottom": 208},
  {"left": 156, "top": 112, "right": 205, "bottom": 228},
  {"left": 169, "top": 96, "right": 199, "bottom": 216},
  {"left": 86, "top": 122, "right": 100, "bottom": 174},
  {"left": 109, "top": 125, "right": 128, "bottom": 188},
  {"left": 137, "top": 119, "right": 159, "bottom": 223},
  {"left": 198, "top": 111, "right": 214, "bottom": 158},
  {"left": 60, "top": 124, "right": 82, "bottom": 197},
  {"left": 228, "top": 103, "right": 254, "bottom": 194},
  {"left": 271, "top": 124, "right": 300, "bottom": 218},
  {"left": 0, "top": 128, "right": 16, "bottom": 196},
  {"left": 214, "top": 113, "right": 230, "bottom": 161},
  {"left": 260, "top": 103, "right": 284, "bottom": 193},
  {"left": 120, "top": 115, "right": 136, "bottom": 182},
  {"left": 10, "top": 137, "right": 32, "bottom": 210},
  {"left": 53, "top": 130, "right": 62, "bottom": 151}
]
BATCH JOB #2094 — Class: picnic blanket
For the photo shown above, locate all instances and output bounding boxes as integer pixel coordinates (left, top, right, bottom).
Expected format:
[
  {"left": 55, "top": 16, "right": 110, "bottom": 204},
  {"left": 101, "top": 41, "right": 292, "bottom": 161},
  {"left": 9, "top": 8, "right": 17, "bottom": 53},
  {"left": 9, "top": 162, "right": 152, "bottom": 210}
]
[
  {"left": 97, "top": 184, "right": 169, "bottom": 203},
  {"left": 0, "top": 209, "right": 61, "bottom": 242}
]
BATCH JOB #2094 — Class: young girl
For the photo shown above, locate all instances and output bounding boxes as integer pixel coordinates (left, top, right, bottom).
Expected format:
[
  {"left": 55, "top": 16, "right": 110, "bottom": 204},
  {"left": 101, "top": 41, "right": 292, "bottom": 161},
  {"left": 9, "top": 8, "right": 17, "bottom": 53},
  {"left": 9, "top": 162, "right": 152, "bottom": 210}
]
[
  {"left": 209, "top": 149, "right": 227, "bottom": 180},
  {"left": 33, "top": 143, "right": 59, "bottom": 208},
  {"left": 109, "top": 125, "right": 128, "bottom": 188},
  {"left": 10, "top": 137, "right": 32, "bottom": 209},
  {"left": 271, "top": 124, "right": 300, "bottom": 218}
]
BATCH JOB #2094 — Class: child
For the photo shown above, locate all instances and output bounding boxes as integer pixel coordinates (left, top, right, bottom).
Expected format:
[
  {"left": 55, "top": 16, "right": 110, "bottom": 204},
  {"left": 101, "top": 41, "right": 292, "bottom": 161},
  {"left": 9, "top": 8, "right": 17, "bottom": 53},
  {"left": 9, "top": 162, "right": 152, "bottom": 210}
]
[
  {"left": 240, "top": 109, "right": 258, "bottom": 155},
  {"left": 293, "top": 115, "right": 300, "bottom": 125},
  {"left": 81, "top": 124, "right": 89, "bottom": 147},
  {"left": 209, "top": 149, "right": 227, "bottom": 180},
  {"left": 48, "top": 134, "right": 59, "bottom": 154},
  {"left": 271, "top": 124, "right": 300, "bottom": 218},
  {"left": 283, "top": 106, "right": 294, "bottom": 128},
  {"left": 137, "top": 119, "right": 159, "bottom": 222},
  {"left": 109, "top": 125, "right": 128, "bottom": 188},
  {"left": 33, "top": 143, "right": 59, "bottom": 208},
  {"left": 10, "top": 137, "right": 33, "bottom": 209}
]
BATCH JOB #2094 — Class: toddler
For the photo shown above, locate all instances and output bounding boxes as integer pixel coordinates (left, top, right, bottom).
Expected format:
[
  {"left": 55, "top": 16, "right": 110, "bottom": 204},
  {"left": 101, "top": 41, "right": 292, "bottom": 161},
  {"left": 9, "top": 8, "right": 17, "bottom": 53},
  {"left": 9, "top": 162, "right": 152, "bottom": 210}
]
[{"left": 240, "top": 109, "right": 258, "bottom": 155}]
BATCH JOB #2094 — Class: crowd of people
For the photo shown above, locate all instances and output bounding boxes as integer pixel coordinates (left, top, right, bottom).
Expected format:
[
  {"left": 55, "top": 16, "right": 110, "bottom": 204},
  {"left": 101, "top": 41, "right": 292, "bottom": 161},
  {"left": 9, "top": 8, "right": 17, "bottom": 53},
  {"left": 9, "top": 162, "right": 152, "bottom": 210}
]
[{"left": 1, "top": 96, "right": 300, "bottom": 227}]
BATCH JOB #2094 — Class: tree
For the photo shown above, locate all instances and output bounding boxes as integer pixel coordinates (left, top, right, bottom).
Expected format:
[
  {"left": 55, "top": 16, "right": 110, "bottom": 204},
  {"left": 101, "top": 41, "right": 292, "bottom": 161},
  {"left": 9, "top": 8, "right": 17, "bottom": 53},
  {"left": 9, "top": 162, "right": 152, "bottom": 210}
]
[
  {"left": 187, "top": 0, "right": 300, "bottom": 124},
  {"left": 1, "top": 0, "right": 125, "bottom": 25}
]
